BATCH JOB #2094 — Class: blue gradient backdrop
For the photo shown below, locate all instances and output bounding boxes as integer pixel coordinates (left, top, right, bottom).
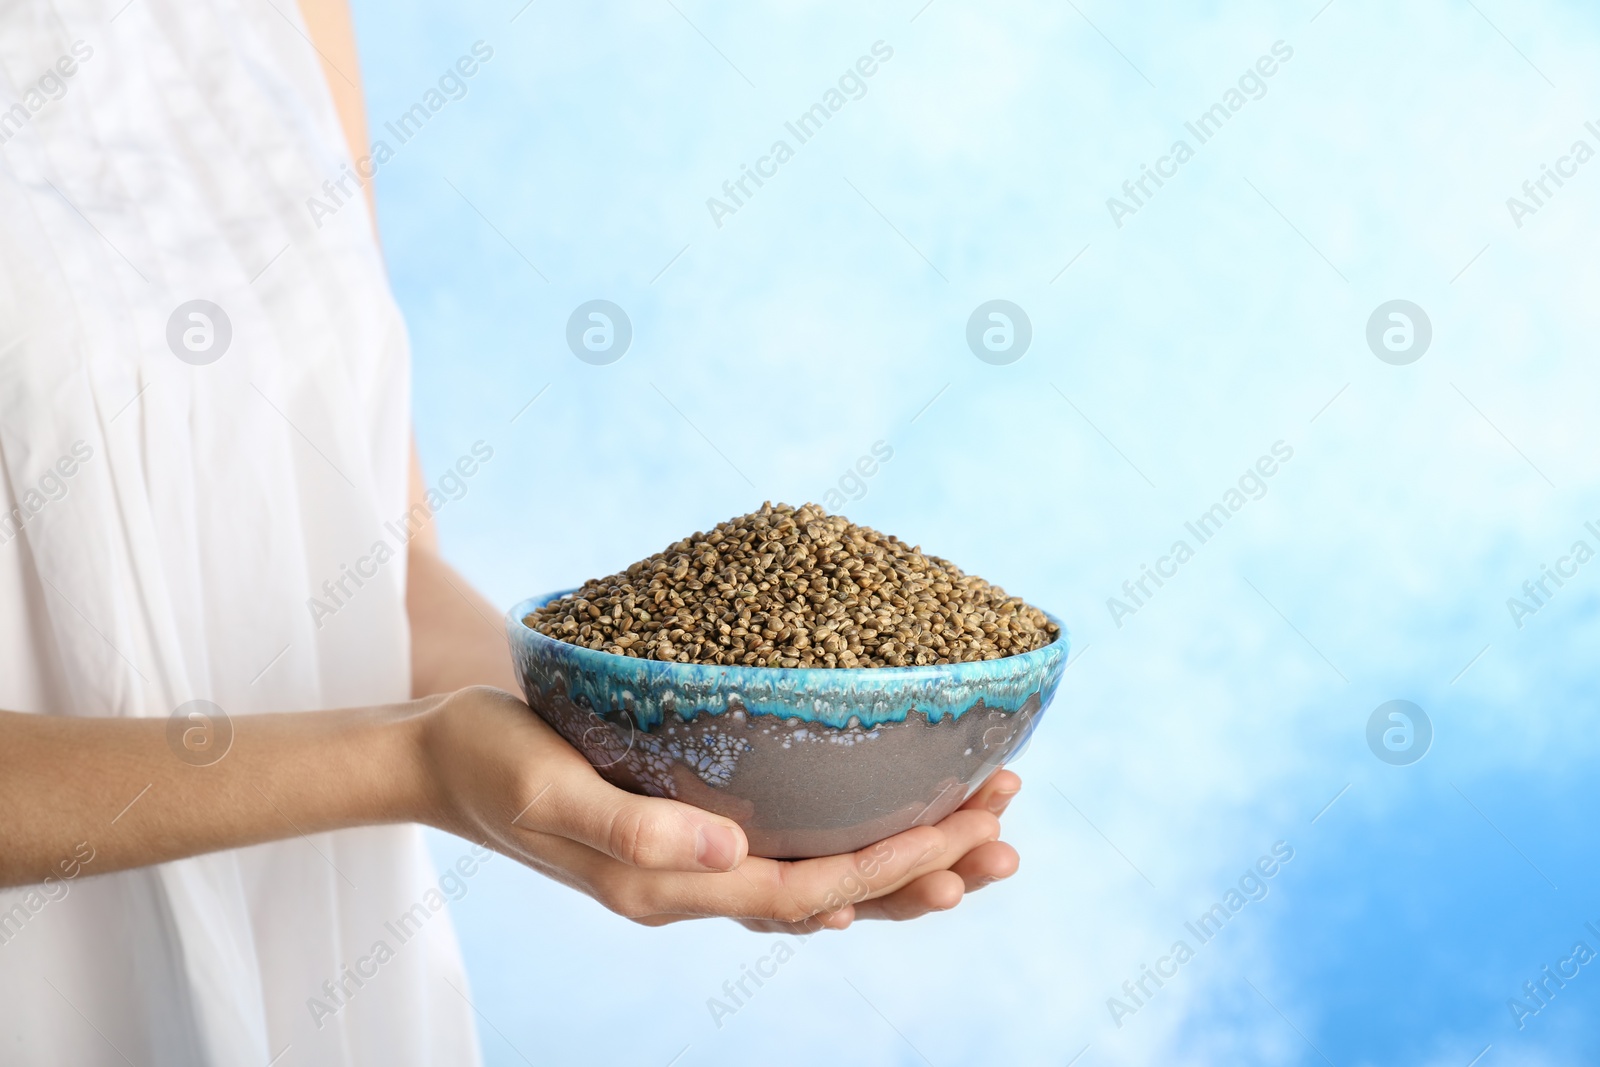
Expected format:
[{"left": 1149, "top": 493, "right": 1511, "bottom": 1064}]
[{"left": 347, "top": 1, "right": 1600, "bottom": 1063}]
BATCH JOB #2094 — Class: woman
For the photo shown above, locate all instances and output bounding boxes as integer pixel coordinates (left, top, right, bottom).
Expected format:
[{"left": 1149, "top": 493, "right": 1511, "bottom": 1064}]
[{"left": 0, "top": 2, "right": 1024, "bottom": 1064}]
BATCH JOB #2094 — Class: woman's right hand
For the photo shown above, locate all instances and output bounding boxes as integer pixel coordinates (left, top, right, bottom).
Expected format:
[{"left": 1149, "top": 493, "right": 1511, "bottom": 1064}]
[{"left": 414, "top": 686, "right": 1023, "bottom": 932}]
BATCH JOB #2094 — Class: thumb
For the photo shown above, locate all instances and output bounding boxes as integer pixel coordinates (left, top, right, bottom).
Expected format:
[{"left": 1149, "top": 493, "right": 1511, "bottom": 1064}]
[{"left": 522, "top": 761, "right": 749, "bottom": 873}]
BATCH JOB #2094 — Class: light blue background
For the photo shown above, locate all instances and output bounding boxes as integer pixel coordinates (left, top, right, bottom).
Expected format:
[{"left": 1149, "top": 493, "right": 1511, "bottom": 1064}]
[{"left": 349, "top": 1, "right": 1600, "bottom": 1063}]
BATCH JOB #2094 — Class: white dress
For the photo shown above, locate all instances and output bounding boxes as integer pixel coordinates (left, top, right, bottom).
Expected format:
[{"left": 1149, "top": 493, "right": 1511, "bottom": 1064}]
[{"left": 0, "top": 3, "right": 481, "bottom": 1064}]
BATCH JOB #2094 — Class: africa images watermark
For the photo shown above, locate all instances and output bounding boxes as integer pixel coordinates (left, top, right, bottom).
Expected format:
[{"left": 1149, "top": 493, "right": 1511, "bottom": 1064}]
[
  {"left": 705, "top": 41, "right": 895, "bottom": 229},
  {"left": 307, "top": 41, "right": 496, "bottom": 228},
  {"left": 0, "top": 841, "right": 97, "bottom": 948},
  {"left": 968, "top": 300, "right": 1032, "bottom": 365},
  {"left": 1508, "top": 920, "right": 1600, "bottom": 1032},
  {"left": 1106, "top": 440, "right": 1295, "bottom": 628},
  {"left": 0, "top": 441, "right": 95, "bottom": 548},
  {"left": 1105, "top": 40, "right": 1294, "bottom": 229},
  {"left": 1504, "top": 517, "right": 1600, "bottom": 630},
  {"left": 306, "top": 441, "right": 495, "bottom": 628},
  {"left": 167, "top": 700, "right": 234, "bottom": 767},
  {"left": 705, "top": 839, "right": 896, "bottom": 1030},
  {"left": 818, "top": 440, "right": 893, "bottom": 513},
  {"left": 0, "top": 40, "right": 94, "bottom": 148},
  {"left": 306, "top": 843, "right": 494, "bottom": 1029},
  {"left": 1367, "top": 699, "right": 1432, "bottom": 766},
  {"left": 1504, "top": 119, "right": 1600, "bottom": 230},
  {"left": 567, "top": 299, "right": 633, "bottom": 365},
  {"left": 1107, "top": 841, "right": 1296, "bottom": 1029}
]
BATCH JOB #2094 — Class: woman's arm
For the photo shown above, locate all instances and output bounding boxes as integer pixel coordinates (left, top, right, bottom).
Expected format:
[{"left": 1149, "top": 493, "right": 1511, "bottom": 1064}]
[
  {"left": 0, "top": 685, "right": 1017, "bottom": 930},
  {"left": 296, "top": 0, "right": 376, "bottom": 224},
  {"left": 0, "top": 701, "right": 429, "bottom": 887},
  {"left": 404, "top": 441, "right": 520, "bottom": 696}
]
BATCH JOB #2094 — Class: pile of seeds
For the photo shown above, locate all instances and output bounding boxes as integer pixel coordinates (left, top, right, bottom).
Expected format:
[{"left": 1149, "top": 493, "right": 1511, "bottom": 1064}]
[{"left": 525, "top": 502, "right": 1058, "bottom": 668}]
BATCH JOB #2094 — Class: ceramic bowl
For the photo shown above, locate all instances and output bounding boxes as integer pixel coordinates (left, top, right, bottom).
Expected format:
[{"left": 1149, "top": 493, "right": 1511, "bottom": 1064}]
[{"left": 506, "top": 591, "right": 1069, "bottom": 859}]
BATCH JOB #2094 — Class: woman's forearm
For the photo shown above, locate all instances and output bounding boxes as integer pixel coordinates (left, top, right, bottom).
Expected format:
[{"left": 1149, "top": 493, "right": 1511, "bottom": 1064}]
[
  {"left": 0, "top": 545, "right": 515, "bottom": 890},
  {"left": 0, "top": 700, "right": 436, "bottom": 889},
  {"left": 406, "top": 542, "right": 520, "bottom": 696}
]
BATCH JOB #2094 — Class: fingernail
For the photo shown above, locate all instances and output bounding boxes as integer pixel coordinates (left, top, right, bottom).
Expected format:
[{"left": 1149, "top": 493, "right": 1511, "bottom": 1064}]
[
  {"left": 987, "top": 788, "right": 1019, "bottom": 815},
  {"left": 976, "top": 875, "right": 999, "bottom": 888},
  {"left": 695, "top": 824, "right": 740, "bottom": 870}
]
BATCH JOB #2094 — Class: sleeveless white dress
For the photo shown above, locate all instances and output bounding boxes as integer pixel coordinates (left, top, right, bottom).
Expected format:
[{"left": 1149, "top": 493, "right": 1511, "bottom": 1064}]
[{"left": 0, "top": 3, "right": 481, "bottom": 1064}]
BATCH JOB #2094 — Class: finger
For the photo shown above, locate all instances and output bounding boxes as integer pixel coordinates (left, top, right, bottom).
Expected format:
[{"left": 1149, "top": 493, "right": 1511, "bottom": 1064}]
[
  {"left": 512, "top": 761, "right": 749, "bottom": 873},
  {"left": 960, "top": 769, "right": 1021, "bottom": 817},
  {"left": 851, "top": 870, "right": 965, "bottom": 922},
  {"left": 734, "top": 907, "right": 855, "bottom": 935},
  {"left": 633, "top": 904, "right": 862, "bottom": 935},
  {"left": 512, "top": 800, "right": 1000, "bottom": 924},
  {"left": 722, "top": 811, "right": 999, "bottom": 921},
  {"left": 560, "top": 807, "right": 999, "bottom": 924},
  {"left": 735, "top": 809, "right": 1002, "bottom": 920},
  {"left": 948, "top": 840, "right": 1019, "bottom": 892}
]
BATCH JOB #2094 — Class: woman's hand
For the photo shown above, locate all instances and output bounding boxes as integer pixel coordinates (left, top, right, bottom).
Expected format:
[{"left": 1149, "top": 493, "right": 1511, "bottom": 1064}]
[{"left": 416, "top": 685, "right": 1022, "bottom": 933}]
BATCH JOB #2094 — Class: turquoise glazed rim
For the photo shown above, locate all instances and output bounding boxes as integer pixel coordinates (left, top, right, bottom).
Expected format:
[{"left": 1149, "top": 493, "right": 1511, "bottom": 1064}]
[{"left": 506, "top": 590, "right": 1070, "bottom": 731}]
